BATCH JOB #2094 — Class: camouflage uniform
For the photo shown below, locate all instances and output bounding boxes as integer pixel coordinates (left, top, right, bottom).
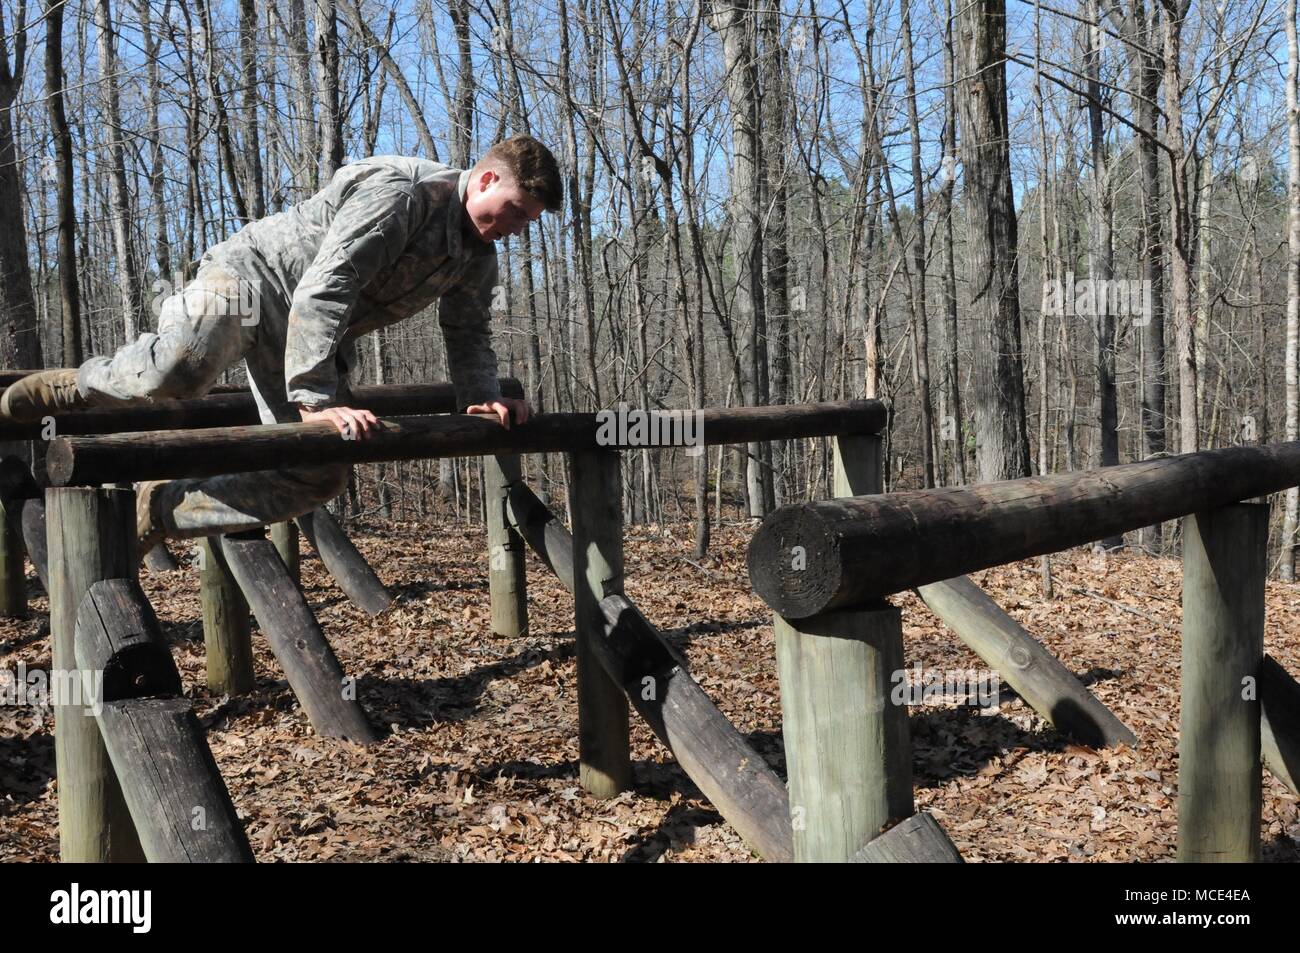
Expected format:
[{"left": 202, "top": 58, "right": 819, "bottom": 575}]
[{"left": 76, "top": 156, "right": 503, "bottom": 542}]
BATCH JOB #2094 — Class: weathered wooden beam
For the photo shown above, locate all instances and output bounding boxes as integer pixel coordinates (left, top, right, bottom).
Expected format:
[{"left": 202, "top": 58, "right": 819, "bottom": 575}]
[
  {"left": 1261, "top": 655, "right": 1300, "bottom": 796},
  {"left": 849, "top": 812, "right": 963, "bottom": 863},
  {"left": 219, "top": 528, "right": 378, "bottom": 744},
  {"left": 568, "top": 449, "right": 631, "bottom": 797},
  {"left": 505, "top": 479, "right": 574, "bottom": 593},
  {"left": 0, "top": 457, "right": 35, "bottom": 616},
  {"left": 500, "top": 475, "right": 792, "bottom": 860},
  {"left": 46, "top": 486, "right": 144, "bottom": 862},
  {"left": 142, "top": 542, "right": 179, "bottom": 572},
  {"left": 776, "top": 605, "right": 914, "bottom": 862},
  {"left": 270, "top": 521, "right": 300, "bottom": 583},
  {"left": 296, "top": 507, "right": 392, "bottom": 616},
  {"left": 47, "top": 400, "right": 888, "bottom": 485},
  {"left": 0, "top": 378, "right": 526, "bottom": 440},
  {"left": 916, "top": 576, "right": 1137, "bottom": 748},
  {"left": 749, "top": 440, "right": 1300, "bottom": 618},
  {"left": 597, "top": 594, "right": 793, "bottom": 861},
  {"left": 74, "top": 577, "right": 252, "bottom": 862},
  {"left": 1178, "top": 504, "right": 1266, "bottom": 863},
  {"left": 199, "top": 538, "right": 254, "bottom": 695},
  {"left": 484, "top": 455, "right": 527, "bottom": 637}
]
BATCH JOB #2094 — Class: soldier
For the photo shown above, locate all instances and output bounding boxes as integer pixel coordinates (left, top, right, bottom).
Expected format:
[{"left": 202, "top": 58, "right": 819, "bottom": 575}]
[{"left": 1, "top": 135, "right": 562, "bottom": 559}]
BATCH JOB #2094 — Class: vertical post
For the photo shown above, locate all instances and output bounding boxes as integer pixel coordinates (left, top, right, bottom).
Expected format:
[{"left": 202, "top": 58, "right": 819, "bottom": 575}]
[
  {"left": 1178, "top": 502, "right": 1266, "bottom": 862},
  {"left": 568, "top": 449, "right": 631, "bottom": 796},
  {"left": 200, "top": 537, "right": 254, "bottom": 694},
  {"left": 774, "top": 430, "right": 910, "bottom": 861},
  {"left": 833, "top": 433, "right": 883, "bottom": 497},
  {"left": 0, "top": 492, "right": 25, "bottom": 617},
  {"left": 776, "top": 606, "right": 913, "bottom": 862},
  {"left": 46, "top": 486, "right": 144, "bottom": 862},
  {"left": 485, "top": 454, "right": 527, "bottom": 637},
  {"left": 271, "top": 521, "right": 299, "bottom": 583}
]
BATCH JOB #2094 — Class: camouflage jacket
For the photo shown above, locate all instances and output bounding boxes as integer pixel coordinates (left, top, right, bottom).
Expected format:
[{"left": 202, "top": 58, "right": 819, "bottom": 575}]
[{"left": 206, "top": 155, "right": 502, "bottom": 412}]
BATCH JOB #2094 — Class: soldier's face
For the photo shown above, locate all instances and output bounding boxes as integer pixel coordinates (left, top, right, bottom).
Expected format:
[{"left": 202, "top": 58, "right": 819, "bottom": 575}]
[{"left": 465, "top": 169, "right": 545, "bottom": 242}]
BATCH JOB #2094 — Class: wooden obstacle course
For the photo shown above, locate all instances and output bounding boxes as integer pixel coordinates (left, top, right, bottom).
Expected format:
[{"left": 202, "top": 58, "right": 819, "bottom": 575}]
[{"left": 747, "top": 440, "right": 1300, "bottom": 863}]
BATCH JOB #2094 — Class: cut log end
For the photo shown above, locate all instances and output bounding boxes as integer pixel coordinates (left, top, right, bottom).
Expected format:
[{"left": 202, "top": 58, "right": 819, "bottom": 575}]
[{"left": 746, "top": 505, "right": 843, "bottom": 620}]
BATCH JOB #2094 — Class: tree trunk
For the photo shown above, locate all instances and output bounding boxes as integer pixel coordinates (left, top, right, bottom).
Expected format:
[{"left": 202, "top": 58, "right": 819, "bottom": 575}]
[{"left": 957, "top": 0, "right": 1032, "bottom": 481}]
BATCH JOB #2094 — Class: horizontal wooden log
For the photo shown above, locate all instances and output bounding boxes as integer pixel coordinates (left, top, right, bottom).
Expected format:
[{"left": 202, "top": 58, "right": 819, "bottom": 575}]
[
  {"left": 850, "top": 812, "right": 963, "bottom": 863},
  {"left": 219, "top": 529, "right": 379, "bottom": 744},
  {"left": 47, "top": 400, "right": 887, "bottom": 486},
  {"left": 1261, "top": 654, "right": 1300, "bottom": 797},
  {"left": 749, "top": 440, "right": 1300, "bottom": 617},
  {"left": 916, "top": 576, "right": 1137, "bottom": 748},
  {"left": 0, "top": 378, "right": 525, "bottom": 440},
  {"left": 503, "top": 479, "right": 793, "bottom": 861}
]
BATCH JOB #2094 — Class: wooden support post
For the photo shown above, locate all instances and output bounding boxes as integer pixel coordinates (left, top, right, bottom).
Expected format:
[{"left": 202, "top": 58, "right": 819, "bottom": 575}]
[
  {"left": 0, "top": 456, "right": 41, "bottom": 615},
  {"left": 850, "top": 812, "right": 963, "bottom": 863},
  {"left": 776, "top": 604, "right": 914, "bottom": 862},
  {"left": 199, "top": 537, "right": 254, "bottom": 695},
  {"left": 568, "top": 449, "right": 631, "bottom": 797},
  {"left": 833, "top": 433, "right": 883, "bottom": 496},
  {"left": 1178, "top": 503, "right": 1266, "bottom": 863},
  {"left": 1261, "top": 655, "right": 1300, "bottom": 796},
  {"left": 597, "top": 594, "right": 794, "bottom": 861},
  {"left": 46, "top": 486, "right": 144, "bottom": 862},
  {"left": 916, "top": 576, "right": 1137, "bottom": 748},
  {"left": 219, "top": 527, "right": 378, "bottom": 743},
  {"left": 296, "top": 507, "right": 392, "bottom": 616},
  {"left": 0, "top": 490, "right": 24, "bottom": 617},
  {"left": 142, "top": 542, "right": 179, "bottom": 572},
  {"left": 271, "top": 521, "right": 300, "bottom": 583},
  {"left": 503, "top": 478, "right": 791, "bottom": 858},
  {"left": 20, "top": 495, "right": 48, "bottom": 591},
  {"left": 485, "top": 454, "right": 527, "bottom": 637},
  {"left": 75, "top": 577, "right": 253, "bottom": 862}
]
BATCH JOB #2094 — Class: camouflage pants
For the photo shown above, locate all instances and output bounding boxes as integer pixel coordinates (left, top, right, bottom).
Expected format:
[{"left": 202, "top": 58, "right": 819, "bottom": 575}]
[{"left": 76, "top": 263, "right": 350, "bottom": 541}]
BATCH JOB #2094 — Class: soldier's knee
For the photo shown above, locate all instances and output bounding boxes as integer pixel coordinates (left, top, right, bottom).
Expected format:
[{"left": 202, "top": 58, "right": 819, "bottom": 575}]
[{"left": 293, "top": 464, "right": 350, "bottom": 505}]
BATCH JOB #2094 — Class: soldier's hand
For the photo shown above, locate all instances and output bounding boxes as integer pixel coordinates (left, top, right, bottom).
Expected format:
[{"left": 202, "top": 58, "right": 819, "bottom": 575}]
[
  {"left": 299, "top": 405, "right": 383, "bottom": 440},
  {"left": 465, "top": 398, "right": 530, "bottom": 430}
]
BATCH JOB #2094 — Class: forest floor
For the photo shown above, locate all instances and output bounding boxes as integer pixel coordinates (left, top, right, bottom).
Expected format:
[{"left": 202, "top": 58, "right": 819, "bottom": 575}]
[{"left": 1, "top": 516, "right": 1298, "bottom": 863}]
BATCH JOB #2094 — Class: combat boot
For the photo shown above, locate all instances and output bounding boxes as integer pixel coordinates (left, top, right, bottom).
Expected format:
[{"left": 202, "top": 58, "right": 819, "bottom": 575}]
[{"left": 0, "top": 370, "right": 93, "bottom": 422}]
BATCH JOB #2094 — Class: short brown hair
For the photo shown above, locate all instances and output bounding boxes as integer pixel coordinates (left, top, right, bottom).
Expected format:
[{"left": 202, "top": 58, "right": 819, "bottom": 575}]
[{"left": 476, "top": 135, "right": 564, "bottom": 212}]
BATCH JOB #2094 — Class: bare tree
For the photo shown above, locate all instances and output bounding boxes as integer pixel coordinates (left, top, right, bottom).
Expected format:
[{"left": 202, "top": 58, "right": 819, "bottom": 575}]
[{"left": 958, "top": 0, "right": 1032, "bottom": 481}]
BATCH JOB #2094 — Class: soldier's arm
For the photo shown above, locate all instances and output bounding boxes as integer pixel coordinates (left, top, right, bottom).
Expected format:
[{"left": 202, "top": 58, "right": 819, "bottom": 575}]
[
  {"left": 285, "top": 185, "right": 416, "bottom": 408},
  {"left": 439, "top": 252, "right": 504, "bottom": 413}
]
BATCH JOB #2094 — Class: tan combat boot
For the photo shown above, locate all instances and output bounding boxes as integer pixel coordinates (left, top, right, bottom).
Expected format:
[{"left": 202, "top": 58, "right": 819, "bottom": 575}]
[
  {"left": 135, "top": 480, "right": 169, "bottom": 563},
  {"left": 0, "top": 369, "right": 93, "bottom": 422}
]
